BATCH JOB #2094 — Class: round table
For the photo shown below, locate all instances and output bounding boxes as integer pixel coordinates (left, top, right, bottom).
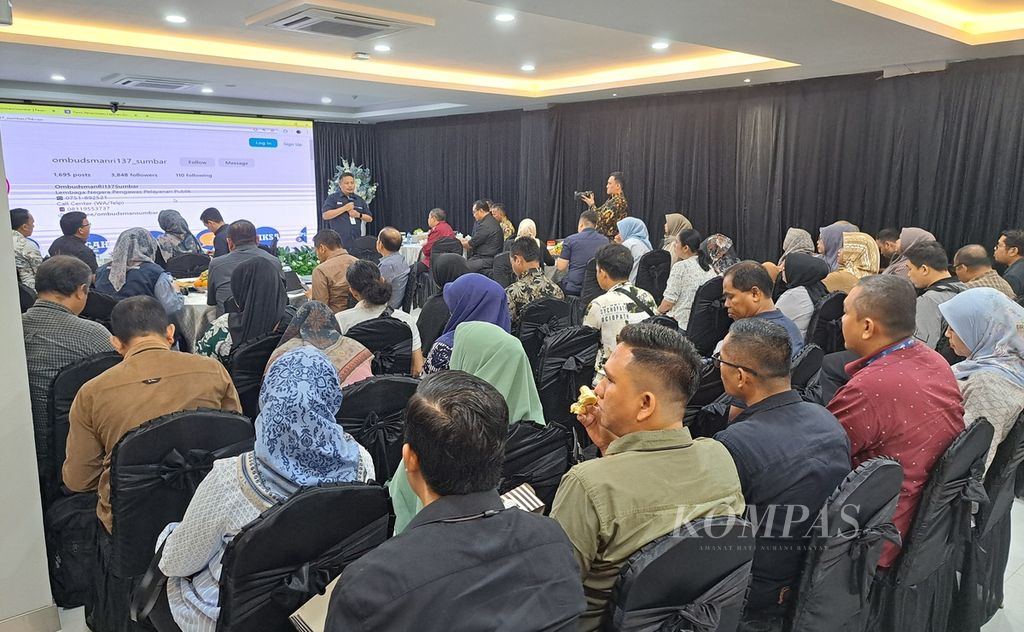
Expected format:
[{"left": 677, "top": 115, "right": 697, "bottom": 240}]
[{"left": 400, "top": 242, "right": 423, "bottom": 266}]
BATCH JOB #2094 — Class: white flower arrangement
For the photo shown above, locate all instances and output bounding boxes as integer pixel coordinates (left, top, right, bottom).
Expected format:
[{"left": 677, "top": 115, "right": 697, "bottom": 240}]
[{"left": 328, "top": 159, "right": 378, "bottom": 205}]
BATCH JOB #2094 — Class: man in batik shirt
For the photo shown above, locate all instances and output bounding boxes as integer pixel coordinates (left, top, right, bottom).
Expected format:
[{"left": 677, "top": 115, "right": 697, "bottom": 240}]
[{"left": 581, "top": 171, "right": 629, "bottom": 240}]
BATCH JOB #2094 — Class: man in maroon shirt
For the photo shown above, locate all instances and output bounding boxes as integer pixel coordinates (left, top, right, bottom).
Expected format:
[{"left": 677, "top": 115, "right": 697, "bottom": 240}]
[
  {"left": 419, "top": 207, "right": 456, "bottom": 271},
  {"left": 827, "top": 275, "right": 964, "bottom": 568}
]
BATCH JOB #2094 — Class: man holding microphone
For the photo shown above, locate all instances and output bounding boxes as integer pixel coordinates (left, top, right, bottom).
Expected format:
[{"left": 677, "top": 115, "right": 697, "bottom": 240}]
[{"left": 321, "top": 172, "right": 374, "bottom": 249}]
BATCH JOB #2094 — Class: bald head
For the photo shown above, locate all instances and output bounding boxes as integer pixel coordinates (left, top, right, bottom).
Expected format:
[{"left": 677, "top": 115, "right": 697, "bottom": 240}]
[
  {"left": 953, "top": 244, "right": 993, "bottom": 283},
  {"left": 377, "top": 226, "right": 402, "bottom": 254}
]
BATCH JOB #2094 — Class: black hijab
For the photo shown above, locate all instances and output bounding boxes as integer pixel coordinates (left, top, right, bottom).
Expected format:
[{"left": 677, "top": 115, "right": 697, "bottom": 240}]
[
  {"left": 783, "top": 252, "right": 830, "bottom": 305},
  {"left": 418, "top": 254, "right": 470, "bottom": 352},
  {"left": 228, "top": 257, "right": 288, "bottom": 345},
  {"left": 430, "top": 254, "right": 470, "bottom": 296}
]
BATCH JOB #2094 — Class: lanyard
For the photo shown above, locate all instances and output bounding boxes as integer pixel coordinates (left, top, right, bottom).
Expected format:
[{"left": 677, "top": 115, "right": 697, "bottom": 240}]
[{"left": 862, "top": 338, "right": 915, "bottom": 368}]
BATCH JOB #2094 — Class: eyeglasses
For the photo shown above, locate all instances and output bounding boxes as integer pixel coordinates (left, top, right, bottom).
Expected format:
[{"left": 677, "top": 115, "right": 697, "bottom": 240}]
[{"left": 711, "top": 352, "right": 760, "bottom": 377}]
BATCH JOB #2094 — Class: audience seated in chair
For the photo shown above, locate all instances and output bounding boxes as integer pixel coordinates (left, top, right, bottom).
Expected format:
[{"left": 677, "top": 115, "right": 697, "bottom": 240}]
[
  {"left": 722, "top": 261, "right": 804, "bottom": 357},
  {"left": 506, "top": 236, "right": 564, "bottom": 330},
  {"left": 516, "top": 218, "right": 556, "bottom": 267},
  {"left": 48, "top": 211, "right": 98, "bottom": 273},
  {"left": 824, "top": 232, "right": 880, "bottom": 294},
  {"left": 416, "top": 254, "right": 469, "bottom": 353},
  {"left": 12, "top": 207, "right": 43, "bottom": 289},
  {"left": 713, "top": 319, "right": 851, "bottom": 630},
  {"left": 376, "top": 226, "right": 409, "bottom": 310},
  {"left": 206, "top": 220, "right": 284, "bottom": 315},
  {"left": 953, "top": 244, "right": 1016, "bottom": 299},
  {"left": 195, "top": 257, "right": 296, "bottom": 362},
  {"left": 875, "top": 228, "right": 900, "bottom": 270},
  {"left": 881, "top": 227, "right": 934, "bottom": 278},
  {"left": 145, "top": 347, "right": 374, "bottom": 632},
  {"left": 583, "top": 244, "right": 657, "bottom": 385},
  {"left": 556, "top": 210, "right": 609, "bottom": 296},
  {"left": 551, "top": 323, "right": 744, "bottom": 631},
  {"left": 660, "top": 213, "right": 693, "bottom": 263},
  {"left": 816, "top": 221, "right": 858, "bottom": 271},
  {"left": 266, "top": 301, "right": 373, "bottom": 388},
  {"left": 327, "top": 371, "right": 585, "bottom": 631},
  {"left": 774, "top": 253, "right": 830, "bottom": 341},
  {"left": 995, "top": 229, "right": 1024, "bottom": 298},
  {"left": 938, "top": 288, "right": 1024, "bottom": 471},
  {"left": 491, "top": 201, "right": 516, "bottom": 240},
  {"left": 614, "top": 217, "right": 653, "bottom": 283},
  {"left": 95, "top": 228, "right": 184, "bottom": 316},
  {"left": 826, "top": 275, "right": 964, "bottom": 568},
  {"left": 419, "top": 207, "right": 456, "bottom": 271},
  {"left": 423, "top": 273, "right": 509, "bottom": 374},
  {"left": 23, "top": 256, "right": 115, "bottom": 496},
  {"left": 658, "top": 228, "right": 715, "bottom": 328},
  {"left": 62, "top": 296, "right": 241, "bottom": 535},
  {"left": 903, "top": 240, "right": 965, "bottom": 351},
  {"left": 459, "top": 200, "right": 503, "bottom": 274},
  {"left": 310, "top": 229, "right": 357, "bottom": 314},
  {"left": 701, "top": 233, "right": 740, "bottom": 275},
  {"left": 155, "top": 209, "right": 204, "bottom": 262}
]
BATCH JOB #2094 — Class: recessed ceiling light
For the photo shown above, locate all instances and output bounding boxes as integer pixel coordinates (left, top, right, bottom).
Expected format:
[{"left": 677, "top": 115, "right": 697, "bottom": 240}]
[
  {"left": 165, "top": 15, "right": 187, "bottom": 24},
  {"left": 201, "top": 87, "right": 214, "bottom": 94},
  {"left": 651, "top": 41, "right": 669, "bottom": 50},
  {"left": 321, "top": 96, "right": 333, "bottom": 104},
  {"left": 743, "top": 78, "right": 751, "bottom": 83},
  {"left": 373, "top": 44, "right": 391, "bottom": 52},
  {"left": 495, "top": 12, "right": 515, "bottom": 22},
  {"left": 50, "top": 74, "right": 66, "bottom": 81},
  {"left": 520, "top": 63, "right": 535, "bottom": 72}
]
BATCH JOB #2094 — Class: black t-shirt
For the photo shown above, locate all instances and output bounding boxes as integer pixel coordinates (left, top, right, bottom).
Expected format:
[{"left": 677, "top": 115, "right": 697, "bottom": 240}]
[
  {"left": 212, "top": 224, "right": 230, "bottom": 258},
  {"left": 321, "top": 192, "right": 369, "bottom": 248},
  {"left": 49, "top": 235, "right": 98, "bottom": 272}
]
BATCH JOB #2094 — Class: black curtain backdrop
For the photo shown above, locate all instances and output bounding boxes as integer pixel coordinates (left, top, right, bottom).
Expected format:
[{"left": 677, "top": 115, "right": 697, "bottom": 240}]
[{"left": 313, "top": 55, "right": 1024, "bottom": 263}]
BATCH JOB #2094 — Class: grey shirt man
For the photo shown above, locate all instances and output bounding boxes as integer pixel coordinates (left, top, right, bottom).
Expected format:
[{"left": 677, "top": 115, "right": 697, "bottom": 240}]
[{"left": 206, "top": 244, "right": 284, "bottom": 313}]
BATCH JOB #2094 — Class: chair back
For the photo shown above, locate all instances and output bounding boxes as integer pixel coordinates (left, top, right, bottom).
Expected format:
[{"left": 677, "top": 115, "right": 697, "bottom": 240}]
[
  {"left": 47, "top": 351, "right": 123, "bottom": 501},
  {"left": 606, "top": 516, "right": 755, "bottom": 632},
  {"left": 805, "top": 292, "right": 847, "bottom": 354},
  {"left": 535, "top": 326, "right": 600, "bottom": 429},
  {"left": 217, "top": 483, "right": 390, "bottom": 632},
  {"left": 790, "top": 343, "right": 824, "bottom": 389},
  {"left": 336, "top": 375, "right": 420, "bottom": 480},
  {"left": 349, "top": 236, "right": 380, "bottom": 263},
  {"left": 789, "top": 458, "right": 904, "bottom": 632},
  {"left": 685, "top": 276, "right": 730, "bottom": 357},
  {"left": 81, "top": 290, "right": 119, "bottom": 330},
  {"left": 518, "top": 297, "right": 574, "bottom": 359},
  {"left": 228, "top": 332, "right": 284, "bottom": 420},
  {"left": 579, "top": 258, "right": 602, "bottom": 307},
  {"left": 634, "top": 249, "right": 672, "bottom": 304},
  {"left": 979, "top": 413, "right": 1024, "bottom": 534},
  {"left": 19, "top": 283, "right": 36, "bottom": 312},
  {"left": 491, "top": 252, "right": 514, "bottom": 288},
  {"left": 500, "top": 421, "right": 578, "bottom": 512},
  {"left": 164, "top": 253, "right": 210, "bottom": 278},
  {"left": 432, "top": 237, "right": 463, "bottom": 257},
  {"left": 403, "top": 263, "right": 434, "bottom": 312},
  {"left": 108, "top": 409, "right": 253, "bottom": 578},
  {"left": 346, "top": 317, "right": 413, "bottom": 375}
]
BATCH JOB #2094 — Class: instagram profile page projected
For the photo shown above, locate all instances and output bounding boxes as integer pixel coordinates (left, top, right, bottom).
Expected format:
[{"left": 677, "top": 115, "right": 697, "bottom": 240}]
[{"left": 0, "top": 104, "right": 316, "bottom": 256}]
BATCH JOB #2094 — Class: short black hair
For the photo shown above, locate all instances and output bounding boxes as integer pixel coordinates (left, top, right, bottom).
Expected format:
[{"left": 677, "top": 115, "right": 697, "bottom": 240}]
[
  {"left": 954, "top": 244, "right": 991, "bottom": 269},
  {"left": 1001, "top": 229, "right": 1024, "bottom": 254},
  {"left": 199, "top": 207, "right": 223, "bottom": 224},
  {"left": 10, "top": 208, "right": 30, "bottom": 231},
  {"left": 579, "top": 210, "right": 598, "bottom": 227},
  {"left": 724, "top": 260, "right": 773, "bottom": 296},
  {"left": 852, "top": 275, "right": 917, "bottom": 338},
  {"left": 429, "top": 208, "right": 446, "bottom": 223},
  {"left": 903, "top": 240, "right": 949, "bottom": 271},
  {"left": 609, "top": 171, "right": 625, "bottom": 188},
  {"left": 110, "top": 296, "right": 170, "bottom": 343},
  {"left": 378, "top": 227, "right": 402, "bottom": 253},
  {"left": 876, "top": 228, "right": 900, "bottom": 242},
  {"left": 346, "top": 259, "right": 392, "bottom": 305},
  {"left": 313, "top": 229, "right": 342, "bottom": 250},
  {"left": 616, "top": 323, "right": 702, "bottom": 403},
  {"left": 491, "top": 202, "right": 506, "bottom": 216},
  {"left": 725, "top": 319, "right": 792, "bottom": 380},
  {"left": 509, "top": 236, "right": 541, "bottom": 263},
  {"left": 473, "top": 199, "right": 490, "bottom": 213},
  {"left": 228, "top": 220, "right": 257, "bottom": 246},
  {"left": 340, "top": 171, "right": 355, "bottom": 181},
  {"left": 595, "top": 243, "right": 634, "bottom": 281},
  {"left": 34, "top": 255, "right": 91, "bottom": 296},
  {"left": 59, "top": 212, "right": 87, "bottom": 236},
  {"left": 404, "top": 371, "right": 508, "bottom": 496}
]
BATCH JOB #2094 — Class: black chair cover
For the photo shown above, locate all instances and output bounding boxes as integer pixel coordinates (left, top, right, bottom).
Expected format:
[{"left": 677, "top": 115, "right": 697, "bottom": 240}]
[
  {"left": 345, "top": 317, "right": 413, "bottom": 375},
  {"left": 683, "top": 359, "right": 723, "bottom": 432},
  {"left": 491, "top": 252, "right": 514, "bottom": 288},
  {"left": 634, "top": 249, "right": 672, "bottom": 304},
  {"left": 684, "top": 277, "right": 730, "bottom": 357},
  {"left": 403, "top": 262, "right": 434, "bottom": 312},
  {"left": 580, "top": 258, "right": 602, "bottom": 307},
  {"left": 228, "top": 332, "right": 284, "bottom": 420},
  {"left": 535, "top": 326, "right": 600, "bottom": 431},
  {"left": 44, "top": 491, "right": 99, "bottom": 608},
  {"left": 605, "top": 516, "right": 755, "bottom": 632},
  {"left": 500, "top": 421, "right": 579, "bottom": 513},
  {"left": 431, "top": 236, "right": 464, "bottom": 257},
  {"left": 518, "top": 297, "right": 575, "bottom": 362},
  {"left": 19, "top": 282, "right": 36, "bottom": 312},
  {"left": 804, "top": 292, "right": 847, "bottom": 353},
  {"left": 47, "top": 351, "right": 123, "bottom": 503},
  {"left": 790, "top": 343, "right": 824, "bottom": 402},
  {"left": 866, "top": 420, "right": 993, "bottom": 632},
  {"left": 789, "top": 458, "right": 903, "bottom": 632},
  {"left": 563, "top": 295, "right": 585, "bottom": 326},
  {"left": 336, "top": 375, "right": 420, "bottom": 480},
  {"left": 164, "top": 253, "right": 210, "bottom": 279},
  {"left": 953, "top": 413, "right": 1024, "bottom": 631},
  {"left": 217, "top": 483, "right": 390, "bottom": 632},
  {"left": 348, "top": 236, "right": 380, "bottom": 263},
  {"left": 82, "top": 290, "right": 119, "bottom": 331}
]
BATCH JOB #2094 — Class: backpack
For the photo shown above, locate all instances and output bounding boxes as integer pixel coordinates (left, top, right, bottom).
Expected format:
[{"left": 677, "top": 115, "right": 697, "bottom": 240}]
[
  {"left": 45, "top": 492, "right": 99, "bottom": 608},
  {"left": 928, "top": 281, "right": 965, "bottom": 365}
]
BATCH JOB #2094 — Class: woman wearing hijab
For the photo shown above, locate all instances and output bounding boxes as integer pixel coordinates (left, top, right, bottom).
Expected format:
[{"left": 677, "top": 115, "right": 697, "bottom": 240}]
[
  {"left": 662, "top": 214, "right": 693, "bottom": 263},
  {"left": 778, "top": 228, "right": 815, "bottom": 266},
  {"left": 388, "top": 321, "right": 544, "bottom": 534},
  {"left": 700, "top": 234, "right": 740, "bottom": 275},
  {"left": 96, "top": 227, "right": 183, "bottom": 315},
  {"left": 882, "top": 227, "right": 936, "bottom": 278},
  {"left": 416, "top": 253, "right": 470, "bottom": 353},
  {"left": 615, "top": 217, "right": 653, "bottom": 282},
  {"left": 156, "top": 209, "right": 204, "bottom": 262},
  {"left": 267, "top": 301, "right": 373, "bottom": 387},
  {"left": 195, "top": 257, "right": 293, "bottom": 361},
  {"left": 517, "top": 218, "right": 555, "bottom": 266},
  {"left": 817, "top": 222, "right": 859, "bottom": 271},
  {"left": 151, "top": 347, "right": 374, "bottom": 632},
  {"left": 424, "top": 272, "right": 511, "bottom": 374},
  {"left": 776, "top": 252, "right": 831, "bottom": 339},
  {"left": 824, "top": 232, "right": 881, "bottom": 293},
  {"left": 938, "top": 288, "right": 1024, "bottom": 471}
]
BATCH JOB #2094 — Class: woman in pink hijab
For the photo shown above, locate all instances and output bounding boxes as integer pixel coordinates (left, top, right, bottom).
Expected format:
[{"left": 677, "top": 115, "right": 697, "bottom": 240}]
[{"left": 882, "top": 227, "right": 935, "bottom": 277}]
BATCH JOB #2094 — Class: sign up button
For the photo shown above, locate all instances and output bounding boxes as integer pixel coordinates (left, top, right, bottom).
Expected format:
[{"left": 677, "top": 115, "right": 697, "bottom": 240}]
[{"left": 248, "top": 138, "right": 278, "bottom": 148}]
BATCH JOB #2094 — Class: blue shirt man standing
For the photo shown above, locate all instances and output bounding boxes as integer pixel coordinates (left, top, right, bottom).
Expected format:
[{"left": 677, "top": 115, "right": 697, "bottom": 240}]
[{"left": 321, "top": 172, "right": 373, "bottom": 249}]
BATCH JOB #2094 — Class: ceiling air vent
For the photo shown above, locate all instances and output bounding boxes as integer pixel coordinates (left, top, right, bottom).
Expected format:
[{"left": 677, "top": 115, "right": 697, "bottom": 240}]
[
  {"left": 249, "top": 2, "right": 434, "bottom": 40},
  {"left": 105, "top": 75, "right": 201, "bottom": 91}
]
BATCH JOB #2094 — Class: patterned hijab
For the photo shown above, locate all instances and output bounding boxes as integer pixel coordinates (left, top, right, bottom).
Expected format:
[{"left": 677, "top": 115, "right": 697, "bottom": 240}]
[
  {"left": 253, "top": 346, "right": 362, "bottom": 497},
  {"left": 884, "top": 227, "right": 935, "bottom": 276},
  {"left": 156, "top": 209, "right": 203, "bottom": 260},
  {"left": 818, "top": 222, "right": 859, "bottom": 270},
  {"left": 779, "top": 228, "right": 815, "bottom": 265},
  {"left": 435, "top": 273, "right": 511, "bottom": 350},
  {"left": 267, "top": 301, "right": 373, "bottom": 385},
  {"left": 108, "top": 227, "right": 158, "bottom": 291},
  {"left": 700, "top": 234, "right": 740, "bottom": 275},
  {"left": 938, "top": 288, "right": 1024, "bottom": 387},
  {"left": 840, "top": 232, "right": 880, "bottom": 278},
  {"left": 617, "top": 217, "right": 653, "bottom": 250},
  {"left": 228, "top": 257, "right": 288, "bottom": 345},
  {"left": 450, "top": 321, "right": 545, "bottom": 425},
  {"left": 663, "top": 214, "right": 693, "bottom": 249}
]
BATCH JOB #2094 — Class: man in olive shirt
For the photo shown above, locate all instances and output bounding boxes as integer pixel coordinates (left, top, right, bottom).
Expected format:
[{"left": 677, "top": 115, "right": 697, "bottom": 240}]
[
  {"left": 63, "top": 296, "right": 241, "bottom": 533},
  {"left": 310, "top": 229, "right": 357, "bottom": 313},
  {"left": 551, "top": 323, "right": 745, "bottom": 631}
]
